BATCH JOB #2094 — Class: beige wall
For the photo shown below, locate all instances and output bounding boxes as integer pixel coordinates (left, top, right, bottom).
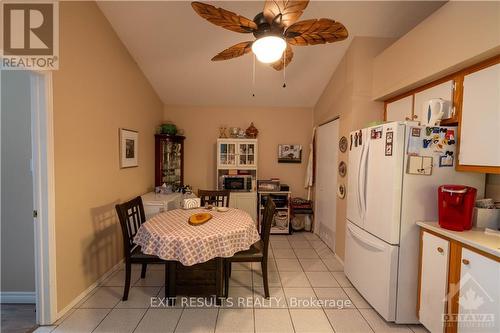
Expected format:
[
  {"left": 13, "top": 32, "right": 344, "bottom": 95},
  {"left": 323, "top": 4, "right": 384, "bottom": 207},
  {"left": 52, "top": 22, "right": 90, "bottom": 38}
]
[
  {"left": 53, "top": 2, "right": 163, "bottom": 311},
  {"left": 373, "top": 1, "right": 500, "bottom": 100},
  {"left": 1, "top": 71, "right": 36, "bottom": 293},
  {"left": 164, "top": 106, "right": 313, "bottom": 198},
  {"left": 314, "top": 37, "right": 394, "bottom": 260},
  {"left": 486, "top": 174, "right": 500, "bottom": 201}
]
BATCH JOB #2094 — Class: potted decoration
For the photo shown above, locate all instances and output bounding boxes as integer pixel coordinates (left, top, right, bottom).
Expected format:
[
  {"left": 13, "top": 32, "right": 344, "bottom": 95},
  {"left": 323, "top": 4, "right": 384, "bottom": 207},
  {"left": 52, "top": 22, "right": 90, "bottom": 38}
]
[{"left": 159, "top": 122, "right": 178, "bottom": 135}]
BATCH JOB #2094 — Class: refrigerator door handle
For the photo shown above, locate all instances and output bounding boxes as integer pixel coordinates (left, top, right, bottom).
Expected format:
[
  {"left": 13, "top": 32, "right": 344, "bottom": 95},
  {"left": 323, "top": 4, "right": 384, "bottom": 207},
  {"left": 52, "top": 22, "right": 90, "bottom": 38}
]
[
  {"left": 356, "top": 142, "right": 365, "bottom": 218},
  {"left": 347, "top": 224, "right": 384, "bottom": 252},
  {"left": 359, "top": 139, "right": 370, "bottom": 219}
]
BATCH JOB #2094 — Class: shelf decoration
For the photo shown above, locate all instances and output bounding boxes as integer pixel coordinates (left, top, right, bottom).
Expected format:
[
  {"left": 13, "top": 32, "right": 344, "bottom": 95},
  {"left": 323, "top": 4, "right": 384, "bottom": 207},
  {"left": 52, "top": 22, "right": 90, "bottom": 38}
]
[
  {"left": 278, "top": 144, "right": 302, "bottom": 163},
  {"left": 119, "top": 128, "right": 138, "bottom": 168}
]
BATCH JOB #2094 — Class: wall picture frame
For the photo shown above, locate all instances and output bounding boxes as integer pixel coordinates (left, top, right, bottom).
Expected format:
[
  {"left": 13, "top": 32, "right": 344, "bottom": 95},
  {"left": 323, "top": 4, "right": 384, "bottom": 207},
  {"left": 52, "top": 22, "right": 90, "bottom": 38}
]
[
  {"left": 278, "top": 144, "right": 302, "bottom": 163},
  {"left": 120, "top": 128, "right": 138, "bottom": 168}
]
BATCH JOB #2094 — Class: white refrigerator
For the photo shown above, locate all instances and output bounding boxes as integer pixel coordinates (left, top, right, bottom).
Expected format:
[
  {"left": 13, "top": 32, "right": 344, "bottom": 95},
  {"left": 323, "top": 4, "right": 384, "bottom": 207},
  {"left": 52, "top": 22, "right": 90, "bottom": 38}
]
[{"left": 344, "top": 121, "right": 485, "bottom": 323}]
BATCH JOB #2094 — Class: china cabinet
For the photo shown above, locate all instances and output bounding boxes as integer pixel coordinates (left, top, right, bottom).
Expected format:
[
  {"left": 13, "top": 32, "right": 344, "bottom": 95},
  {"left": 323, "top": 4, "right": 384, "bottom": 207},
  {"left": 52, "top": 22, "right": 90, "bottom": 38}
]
[{"left": 155, "top": 134, "right": 185, "bottom": 188}]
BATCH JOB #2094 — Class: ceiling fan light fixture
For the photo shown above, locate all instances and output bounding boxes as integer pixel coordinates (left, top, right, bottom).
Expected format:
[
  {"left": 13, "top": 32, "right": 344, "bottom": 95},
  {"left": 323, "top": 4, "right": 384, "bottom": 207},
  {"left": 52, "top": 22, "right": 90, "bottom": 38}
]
[{"left": 251, "top": 36, "right": 286, "bottom": 64}]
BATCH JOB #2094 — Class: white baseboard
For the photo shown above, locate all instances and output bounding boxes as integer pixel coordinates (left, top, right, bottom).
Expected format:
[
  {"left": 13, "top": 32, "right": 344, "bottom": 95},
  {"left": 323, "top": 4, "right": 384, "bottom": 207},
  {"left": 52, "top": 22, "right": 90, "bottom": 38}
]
[
  {"left": 56, "top": 259, "right": 124, "bottom": 321},
  {"left": 335, "top": 253, "right": 345, "bottom": 267},
  {"left": 0, "top": 291, "right": 36, "bottom": 303}
]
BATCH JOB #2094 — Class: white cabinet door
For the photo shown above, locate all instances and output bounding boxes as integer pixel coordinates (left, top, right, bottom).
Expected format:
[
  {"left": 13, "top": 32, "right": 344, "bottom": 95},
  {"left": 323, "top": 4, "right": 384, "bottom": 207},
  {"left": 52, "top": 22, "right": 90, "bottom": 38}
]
[
  {"left": 229, "top": 192, "right": 257, "bottom": 222},
  {"left": 217, "top": 141, "right": 237, "bottom": 168},
  {"left": 414, "top": 80, "right": 454, "bottom": 122},
  {"left": 237, "top": 141, "right": 258, "bottom": 168},
  {"left": 458, "top": 248, "right": 500, "bottom": 333},
  {"left": 460, "top": 64, "right": 500, "bottom": 167},
  {"left": 386, "top": 96, "right": 413, "bottom": 122},
  {"left": 419, "top": 232, "right": 450, "bottom": 333}
]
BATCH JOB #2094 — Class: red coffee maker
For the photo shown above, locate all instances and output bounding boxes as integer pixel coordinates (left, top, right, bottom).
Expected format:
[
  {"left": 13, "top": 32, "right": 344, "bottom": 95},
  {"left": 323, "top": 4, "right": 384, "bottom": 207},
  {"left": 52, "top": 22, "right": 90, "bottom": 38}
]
[{"left": 438, "top": 185, "right": 477, "bottom": 231}]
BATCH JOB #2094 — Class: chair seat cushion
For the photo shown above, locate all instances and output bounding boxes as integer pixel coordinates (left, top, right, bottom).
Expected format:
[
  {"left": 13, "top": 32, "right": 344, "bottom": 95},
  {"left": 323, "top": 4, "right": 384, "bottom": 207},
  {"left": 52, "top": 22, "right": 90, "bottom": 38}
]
[
  {"left": 230, "top": 240, "right": 264, "bottom": 259},
  {"left": 130, "top": 246, "right": 162, "bottom": 261}
]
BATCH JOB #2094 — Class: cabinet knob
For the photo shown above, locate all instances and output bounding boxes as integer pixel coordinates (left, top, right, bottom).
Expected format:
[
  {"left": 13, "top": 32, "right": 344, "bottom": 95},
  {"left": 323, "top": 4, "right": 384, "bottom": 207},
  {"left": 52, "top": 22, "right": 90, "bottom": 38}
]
[
  {"left": 437, "top": 247, "right": 444, "bottom": 253},
  {"left": 462, "top": 259, "right": 470, "bottom": 265}
]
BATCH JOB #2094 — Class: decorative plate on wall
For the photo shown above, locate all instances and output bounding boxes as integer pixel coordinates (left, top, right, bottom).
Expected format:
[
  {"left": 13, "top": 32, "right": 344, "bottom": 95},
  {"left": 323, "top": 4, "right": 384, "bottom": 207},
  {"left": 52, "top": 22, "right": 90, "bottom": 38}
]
[
  {"left": 338, "top": 161, "right": 347, "bottom": 177},
  {"left": 337, "top": 184, "right": 346, "bottom": 199},
  {"left": 339, "top": 136, "right": 348, "bottom": 153}
]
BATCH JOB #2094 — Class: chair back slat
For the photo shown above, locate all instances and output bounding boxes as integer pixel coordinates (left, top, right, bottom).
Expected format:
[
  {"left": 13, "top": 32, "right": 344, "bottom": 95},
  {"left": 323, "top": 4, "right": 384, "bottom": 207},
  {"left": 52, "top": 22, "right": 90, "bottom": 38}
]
[
  {"left": 115, "top": 196, "right": 146, "bottom": 256},
  {"left": 260, "top": 199, "right": 276, "bottom": 258},
  {"left": 198, "top": 190, "right": 230, "bottom": 207}
]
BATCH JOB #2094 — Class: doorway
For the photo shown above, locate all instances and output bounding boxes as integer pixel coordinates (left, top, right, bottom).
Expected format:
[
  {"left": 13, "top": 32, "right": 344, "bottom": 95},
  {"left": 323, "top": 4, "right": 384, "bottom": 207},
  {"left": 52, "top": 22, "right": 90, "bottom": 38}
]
[{"left": 314, "top": 119, "right": 339, "bottom": 250}]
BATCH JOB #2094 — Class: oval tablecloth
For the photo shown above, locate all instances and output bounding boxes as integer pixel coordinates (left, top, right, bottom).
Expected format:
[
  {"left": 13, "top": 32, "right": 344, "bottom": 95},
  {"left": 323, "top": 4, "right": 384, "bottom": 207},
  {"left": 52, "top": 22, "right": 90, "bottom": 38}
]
[{"left": 134, "top": 208, "right": 260, "bottom": 266}]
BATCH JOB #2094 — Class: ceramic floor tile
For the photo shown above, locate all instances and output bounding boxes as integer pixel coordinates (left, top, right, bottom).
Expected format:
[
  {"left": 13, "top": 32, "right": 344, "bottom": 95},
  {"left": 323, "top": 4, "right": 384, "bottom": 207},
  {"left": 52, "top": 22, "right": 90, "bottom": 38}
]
[
  {"left": 93, "top": 308, "right": 146, "bottom": 333},
  {"left": 223, "top": 286, "right": 254, "bottom": 308},
  {"left": 343, "top": 287, "right": 372, "bottom": 309},
  {"left": 115, "top": 287, "right": 161, "bottom": 308},
  {"left": 253, "top": 270, "right": 281, "bottom": 287},
  {"left": 273, "top": 248, "right": 297, "bottom": 259},
  {"left": 253, "top": 287, "right": 287, "bottom": 308},
  {"left": 215, "top": 309, "right": 254, "bottom": 333},
  {"left": 299, "top": 259, "right": 328, "bottom": 272},
  {"left": 134, "top": 308, "right": 182, "bottom": 333},
  {"left": 252, "top": 260, "right": 277, "bottom": 272},
  {"left": 271, "top": 240, "right": 292, "bottom": 249},
  {"left": 279, "top": 271, "right": 311, "bottom": 287},
  {"left": 53, "top": 308, "right": 76, "bottom": 325},
  {"left": 175, "top": 308, "right": 218, "bottom": 333},
  {"left": 283, "top": 287, "right": 320, "bottom": 308},
  {"left": 309, "top": 240, "right": 328, "bottom": 251},
  {"left": 228, "top": 270, "right": 252, "bottom": 287},
  {"left": 275, "top": 258, "right": 303, "bottom": 272},
  {"left": 314, "top": 288, "right": 354, "bottom": 309},
  {"left": 289, "top": 309, "right": 334, "bottom": 333},
  {"left": 316, "top": 247, "right": 336, "bottom": 259},
  {"left": 232, "top": 262, "right": 252, "bottom": 271},
  {"left": 288, "top": 233, "right": 307, "bottom": 241},
  {"left": 52, "top": 309, "right": 110, "bottom": 333},
  {"left": 33, "top": 326, "right": 57, "bottom": 333},
  {"left": 254, "top": 309, "right": 294, "bottom": 333},
  {"left": 290, "top": 240, "right": 312, "bottom": 249},
  {"left": 322, "top": 257, "right": 344, "bottom": 271},
  {"left": 359, "top": 309, "right": 412, "bottom": 333},
  {"left": 294, "top": 248, "right": 319, "bottom": 259},
  {"left": 78, "top": 287, "right": 122, "bottom": 309},
  {"left": 324, "top": 309, "right": 374, "bottom": 333},
  {"left": 155, "top": 288, "right": 187, "bottom": 308},
  {"left": 133, "top": 269, "right": 165, "bottom": 287},
  {"left": 408, "top": 325, "right": 430, "bottom": 333},
  {"left": 332, "top": 272, "right": 353, "bottom": 287},
  {"left": 101, "top": 269, "right": 140, "bottom": 287},
  {"left": 306, "top": 272, "right": 340, "bottom": 288},
  {"left": 303, "top": 233, "right": 319, "bottom": 241}
]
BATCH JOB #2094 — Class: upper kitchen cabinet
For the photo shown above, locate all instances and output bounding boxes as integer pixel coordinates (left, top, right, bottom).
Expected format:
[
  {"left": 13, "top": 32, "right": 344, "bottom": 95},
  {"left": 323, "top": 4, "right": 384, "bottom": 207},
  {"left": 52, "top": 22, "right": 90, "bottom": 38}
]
[
  {"left": 217, "top": 139, "right": 258, "bottom": 169},
  {"left": 457, "top": 63, "right": 500, "bottom": 172},
  {"left": 414, "top": 80, "right": 455, "bottom": 124},
  {"left": 386, "top": 95, "right": 413, "bottom": 122}
]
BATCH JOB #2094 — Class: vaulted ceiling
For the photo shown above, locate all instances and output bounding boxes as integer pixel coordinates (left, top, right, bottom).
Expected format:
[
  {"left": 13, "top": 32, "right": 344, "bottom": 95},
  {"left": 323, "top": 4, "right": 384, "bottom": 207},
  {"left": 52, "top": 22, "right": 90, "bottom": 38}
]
[{"left": 98, "top": 1, "right": 445, "bottom": 107}]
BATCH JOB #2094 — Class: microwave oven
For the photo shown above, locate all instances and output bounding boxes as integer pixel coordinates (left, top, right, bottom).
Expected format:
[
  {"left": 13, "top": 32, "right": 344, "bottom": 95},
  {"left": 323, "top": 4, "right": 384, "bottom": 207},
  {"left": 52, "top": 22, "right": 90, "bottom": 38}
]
[{"left": 220, "top": 175, "right": 253, "bottom": 192}]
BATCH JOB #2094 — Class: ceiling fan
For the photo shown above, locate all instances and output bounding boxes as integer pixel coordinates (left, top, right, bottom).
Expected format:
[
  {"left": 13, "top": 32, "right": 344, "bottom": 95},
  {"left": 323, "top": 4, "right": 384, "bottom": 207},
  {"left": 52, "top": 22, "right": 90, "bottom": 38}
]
[{"left": 191, "top": 0, "right": 348, "bottom": 71}]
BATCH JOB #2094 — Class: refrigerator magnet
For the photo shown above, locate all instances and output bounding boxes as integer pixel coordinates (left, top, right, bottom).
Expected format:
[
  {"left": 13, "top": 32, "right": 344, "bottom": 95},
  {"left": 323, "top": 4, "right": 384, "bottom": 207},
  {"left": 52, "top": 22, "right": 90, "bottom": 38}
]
[
  {"left": 439, "top": 152, "right": 454, "bottom": 167},
  {"left": 411, "top": 127, "right": 421, "bottom": 137},
  {"left": 354, "top": 132, "right": 358, "bottom": 147}
]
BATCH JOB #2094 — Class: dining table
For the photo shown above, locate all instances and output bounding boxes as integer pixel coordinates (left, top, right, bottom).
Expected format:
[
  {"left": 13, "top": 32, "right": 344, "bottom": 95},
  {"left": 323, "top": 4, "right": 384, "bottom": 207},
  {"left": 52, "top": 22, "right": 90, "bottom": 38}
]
[{"left": 134, "top": 207, "right": 260, "bottom": 304}]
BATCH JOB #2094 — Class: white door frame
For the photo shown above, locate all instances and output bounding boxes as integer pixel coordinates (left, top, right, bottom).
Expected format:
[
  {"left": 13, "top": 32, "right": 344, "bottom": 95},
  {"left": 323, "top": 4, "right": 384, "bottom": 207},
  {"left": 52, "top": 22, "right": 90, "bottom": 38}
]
[{"left": 30, "top": 71, "right": 57, "bottom": 325}]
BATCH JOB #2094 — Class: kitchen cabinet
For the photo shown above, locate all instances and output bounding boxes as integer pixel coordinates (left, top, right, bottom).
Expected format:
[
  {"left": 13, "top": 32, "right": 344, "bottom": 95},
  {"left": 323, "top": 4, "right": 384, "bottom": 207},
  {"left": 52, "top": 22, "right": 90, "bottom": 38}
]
[
  {"left": 386, "top": 95, "right": 414, "bottom": 122},
  {"left": 229, "top": 192, "right": 257, "bottom": 222},
  {"left": 155, "top": 134, "right": 185, "bottom": 188},
  {"left": 217, "top": 139, "right": 258, "bottom": 169},
  {"left": 417, "top": 226, "right": 500, "bottom": 333},
  {"left": 458, "top": 63, "right": 500, "bottom": 169},
  {"left": 458, "top": 249, "right": 500, "bottom": 333},
  {"left": 419, "top": 232, "right": 450, "bottom": 333}
]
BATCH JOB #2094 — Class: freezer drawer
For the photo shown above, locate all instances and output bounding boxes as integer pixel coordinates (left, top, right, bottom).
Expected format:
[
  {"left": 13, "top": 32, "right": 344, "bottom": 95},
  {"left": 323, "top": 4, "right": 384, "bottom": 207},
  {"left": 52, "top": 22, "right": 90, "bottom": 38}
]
[{"left": 344, "top": 221, "right": 399, "bottom": 321}]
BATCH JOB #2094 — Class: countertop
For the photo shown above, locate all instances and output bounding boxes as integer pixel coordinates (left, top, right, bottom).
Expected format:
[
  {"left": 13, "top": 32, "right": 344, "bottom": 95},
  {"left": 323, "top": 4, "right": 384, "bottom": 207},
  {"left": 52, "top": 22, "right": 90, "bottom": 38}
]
[{"left": 417, "top": 221, "right": 500, "bottom": 258}]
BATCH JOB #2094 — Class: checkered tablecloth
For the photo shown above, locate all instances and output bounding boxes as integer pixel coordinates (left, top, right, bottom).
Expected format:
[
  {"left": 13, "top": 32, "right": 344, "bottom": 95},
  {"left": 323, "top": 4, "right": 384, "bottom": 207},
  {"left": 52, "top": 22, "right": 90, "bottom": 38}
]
[{"left": 134, "top": 208, "right": 260, "bottom": 266}]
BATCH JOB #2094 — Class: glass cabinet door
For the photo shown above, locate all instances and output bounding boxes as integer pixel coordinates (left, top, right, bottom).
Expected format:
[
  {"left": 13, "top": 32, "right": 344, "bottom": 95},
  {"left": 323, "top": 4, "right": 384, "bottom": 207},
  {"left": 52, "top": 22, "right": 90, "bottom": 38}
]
[
  {"left": 161, "top": 140, "right": 182, "bottom": 188},
  {"left": 219, "top": 142, "right": 237, "bottom": 167},
  {"left": 238, "top": 143, "right": 256, "bottom": 167}
]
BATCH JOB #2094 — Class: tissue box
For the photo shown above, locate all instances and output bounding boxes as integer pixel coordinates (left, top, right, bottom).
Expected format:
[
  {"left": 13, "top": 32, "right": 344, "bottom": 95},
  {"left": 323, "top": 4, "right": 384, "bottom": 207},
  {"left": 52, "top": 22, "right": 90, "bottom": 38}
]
[
  {"left": 183, "top": 197, "right": 201, "bottom": 209},
  {"left": 472, "top": 208, "right": 500, "bottom": 229}
]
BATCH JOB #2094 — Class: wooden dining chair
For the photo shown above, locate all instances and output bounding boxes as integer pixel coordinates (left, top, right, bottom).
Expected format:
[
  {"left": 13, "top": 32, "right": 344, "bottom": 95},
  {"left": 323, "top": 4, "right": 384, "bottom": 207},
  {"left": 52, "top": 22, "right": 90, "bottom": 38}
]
[
  {"left": 115, "top": 196, "right": 167, "bottom": 301},
  {"left": 224, "top": 199, "right": 276, "bottom": 298},
  {"left": 198, "top": 189, "right": 230, "bottom": 207}
]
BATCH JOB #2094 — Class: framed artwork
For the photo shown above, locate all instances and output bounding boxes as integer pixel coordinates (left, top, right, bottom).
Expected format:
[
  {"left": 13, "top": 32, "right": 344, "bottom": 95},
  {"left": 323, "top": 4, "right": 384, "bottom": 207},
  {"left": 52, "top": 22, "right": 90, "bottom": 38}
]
[
  {"left": 278, "top": 144, "right": 302, "bottom": 163},
  {"left": 120, "top": 128, "right": 138, "bottom": 168}
]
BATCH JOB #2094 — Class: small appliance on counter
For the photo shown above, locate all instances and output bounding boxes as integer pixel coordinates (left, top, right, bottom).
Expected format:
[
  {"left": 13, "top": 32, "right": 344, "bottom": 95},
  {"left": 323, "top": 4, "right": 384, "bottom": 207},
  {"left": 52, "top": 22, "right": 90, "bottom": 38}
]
[{"left": 438, "top": 185, "right": 477, "bottom": 231}]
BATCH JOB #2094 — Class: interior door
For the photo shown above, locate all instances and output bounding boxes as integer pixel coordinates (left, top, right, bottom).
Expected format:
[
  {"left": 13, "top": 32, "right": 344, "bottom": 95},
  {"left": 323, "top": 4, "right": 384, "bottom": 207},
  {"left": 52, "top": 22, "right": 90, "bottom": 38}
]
[
  {"left": 315, "top": 120, "right": 339, "bottom": 250},
  {"left": 364, "top": 123, "right": 405, "bottom": 244}
]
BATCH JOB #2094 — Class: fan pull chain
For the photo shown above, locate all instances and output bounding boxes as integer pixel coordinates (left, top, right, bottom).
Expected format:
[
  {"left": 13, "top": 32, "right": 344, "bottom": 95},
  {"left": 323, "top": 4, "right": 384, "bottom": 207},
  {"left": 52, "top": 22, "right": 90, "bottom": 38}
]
[
  {"left": 252, "top": 54, "right": 256, "bottom": 97},
  {"left": 282, "top": 48, "right": 287, "bottom": 88}
]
